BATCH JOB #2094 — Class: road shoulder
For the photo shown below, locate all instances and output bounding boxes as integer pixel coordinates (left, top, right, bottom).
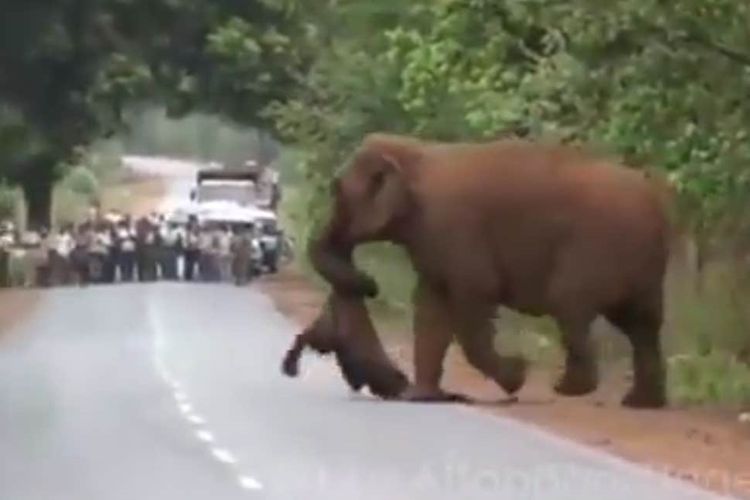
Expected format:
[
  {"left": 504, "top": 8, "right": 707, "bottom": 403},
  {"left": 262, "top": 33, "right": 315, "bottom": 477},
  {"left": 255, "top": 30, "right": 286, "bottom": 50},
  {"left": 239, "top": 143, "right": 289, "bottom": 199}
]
[
  {"left": 0, "top": 289, "right": 39, "bottom": 343},
  {"left": 258, "top": 267, "right": 750, "bottom": 500}
]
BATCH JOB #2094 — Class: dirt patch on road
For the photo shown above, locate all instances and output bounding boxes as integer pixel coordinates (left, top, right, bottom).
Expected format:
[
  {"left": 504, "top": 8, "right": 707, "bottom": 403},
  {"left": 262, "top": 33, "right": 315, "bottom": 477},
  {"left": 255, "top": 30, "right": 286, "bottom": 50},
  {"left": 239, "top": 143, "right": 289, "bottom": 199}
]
[{"left": 259, "top": 267, "right": 750, "bottom": 499}]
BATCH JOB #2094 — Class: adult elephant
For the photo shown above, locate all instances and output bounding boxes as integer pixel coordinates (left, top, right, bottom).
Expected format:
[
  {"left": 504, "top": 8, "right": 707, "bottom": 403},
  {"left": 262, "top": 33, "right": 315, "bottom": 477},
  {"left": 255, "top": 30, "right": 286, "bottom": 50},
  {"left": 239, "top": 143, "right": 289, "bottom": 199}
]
[{"left": 309, "top": 133, "right": 670, "bottom": 408}]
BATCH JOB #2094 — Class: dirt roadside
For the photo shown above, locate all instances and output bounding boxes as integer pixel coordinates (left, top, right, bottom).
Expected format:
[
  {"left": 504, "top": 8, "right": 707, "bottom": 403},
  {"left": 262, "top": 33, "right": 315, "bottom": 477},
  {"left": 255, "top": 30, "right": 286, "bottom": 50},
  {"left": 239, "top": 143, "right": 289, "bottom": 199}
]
[
  {"left": 0, "top": 173, "right": 165, "bottom": 343},
  {"left": 259, "top": 267, "right": 750, "bottom": 499},
  {"left": 100, "top": 172, "right": 167, "bottom": 218},
  {"left": 0, "top": 289, "right": 39, "bottom": 341}
]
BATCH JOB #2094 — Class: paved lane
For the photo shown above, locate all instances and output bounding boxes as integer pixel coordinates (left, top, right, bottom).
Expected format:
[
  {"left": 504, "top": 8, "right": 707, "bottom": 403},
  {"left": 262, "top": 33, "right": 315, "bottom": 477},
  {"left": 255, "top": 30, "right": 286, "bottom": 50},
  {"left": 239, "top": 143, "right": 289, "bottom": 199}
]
[
  {"left": 0, "top": 286, "right": 248, "bottom": 500},
  {"left": 0, "top": 282, "right": 731, "bottom": 500}
]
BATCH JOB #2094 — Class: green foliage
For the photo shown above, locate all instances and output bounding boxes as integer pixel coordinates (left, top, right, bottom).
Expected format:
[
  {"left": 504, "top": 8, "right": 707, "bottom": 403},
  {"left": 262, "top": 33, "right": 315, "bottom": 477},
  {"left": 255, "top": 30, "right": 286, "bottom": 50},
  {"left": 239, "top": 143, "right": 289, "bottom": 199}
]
[
  {"left": 0, "top": 183, "right": 21, "bottom": 221},
  {"left": 0, "top": 0, "right": 308, "bottom": 225},
  {"left": 117, "top": 107, "right": 278, "bottom": 167},
  {"left": 669, "top": 353, "right": 750, "bottom": 407},
  {"left": 280, "top": 0, "right": 750, "bottom": 246},
  {"left": 62, "top": 166, "right": 99, "bottom": 200}
]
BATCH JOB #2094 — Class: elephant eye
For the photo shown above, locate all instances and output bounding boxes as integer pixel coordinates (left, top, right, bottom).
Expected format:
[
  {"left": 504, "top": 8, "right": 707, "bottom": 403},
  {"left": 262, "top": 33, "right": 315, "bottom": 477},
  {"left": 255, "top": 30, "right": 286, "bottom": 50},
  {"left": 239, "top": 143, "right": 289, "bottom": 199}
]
[{"left": 368, "top": 170, "right": 386, "bottom": 196}]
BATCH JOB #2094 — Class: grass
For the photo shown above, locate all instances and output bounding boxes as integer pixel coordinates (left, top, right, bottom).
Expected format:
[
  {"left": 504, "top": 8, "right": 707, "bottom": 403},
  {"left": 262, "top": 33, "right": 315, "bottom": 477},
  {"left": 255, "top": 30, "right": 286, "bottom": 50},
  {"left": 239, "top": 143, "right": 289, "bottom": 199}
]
[{"left": 663, "top": 257, "right": 750, "bottom": 408}]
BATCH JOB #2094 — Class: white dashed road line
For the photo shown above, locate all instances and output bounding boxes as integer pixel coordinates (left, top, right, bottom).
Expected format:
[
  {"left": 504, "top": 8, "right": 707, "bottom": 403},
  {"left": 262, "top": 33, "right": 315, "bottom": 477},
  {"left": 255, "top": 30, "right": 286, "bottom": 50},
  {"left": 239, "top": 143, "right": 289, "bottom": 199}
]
[
  {"left": 196, "top": 430, "right": 215, "bottom": 444},
  {"left": 148, "top": 300, "right": 264, "bottom": 493},
  {"left": 187, "top": 414, "right": 207, "bottom": 426},
  {"left": 211, "top": 448, "right": 237, "bottom": 465}
]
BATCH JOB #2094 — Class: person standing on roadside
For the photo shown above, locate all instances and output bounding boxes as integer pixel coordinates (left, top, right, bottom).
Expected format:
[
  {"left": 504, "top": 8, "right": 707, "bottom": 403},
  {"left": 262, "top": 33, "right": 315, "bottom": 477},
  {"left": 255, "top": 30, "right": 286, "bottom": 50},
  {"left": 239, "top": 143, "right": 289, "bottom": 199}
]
[
  {"left": 198, "top": 224, "right": 218, "bottom": 282},
  {"left": 116, "top": 218, "right": 137, "bottom": 282},
  {"left": 135, "top": 216, "right": 157, "bottom": 282},
  {"left": 183, "top": 218, "right": 201, "bottom": 281},
  {"left": 159, "top": 220, "right": 180, "bottom": 280},
  {"left": 51, "top": 224, "right": 75, "bottom": 285},
  {"left": 102, "top": 222, "right": 118, "bottom": 283},
  {"left": 0, "top": 223, "right": 13, "bottom": 288},
  {"left": 71, "top": 222, "right": 93, "bottom": 286},
  {"left": 89, "top": 222, "right": 110, "bottom": 283}
]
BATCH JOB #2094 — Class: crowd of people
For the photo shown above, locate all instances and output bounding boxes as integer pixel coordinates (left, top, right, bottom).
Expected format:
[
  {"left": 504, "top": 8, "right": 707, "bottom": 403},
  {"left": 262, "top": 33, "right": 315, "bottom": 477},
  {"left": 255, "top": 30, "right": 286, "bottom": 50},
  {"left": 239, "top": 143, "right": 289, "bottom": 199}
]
[{"left": 0, "top": 208, "right": 271, "bottom": 288}]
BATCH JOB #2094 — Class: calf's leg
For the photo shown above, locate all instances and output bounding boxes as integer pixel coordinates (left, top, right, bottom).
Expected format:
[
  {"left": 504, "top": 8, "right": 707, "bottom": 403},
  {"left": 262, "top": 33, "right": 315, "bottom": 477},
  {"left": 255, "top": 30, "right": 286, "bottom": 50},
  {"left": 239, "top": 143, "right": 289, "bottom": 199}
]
[{"left": 280, "top": 293, "right": 408, "bottom": 399}]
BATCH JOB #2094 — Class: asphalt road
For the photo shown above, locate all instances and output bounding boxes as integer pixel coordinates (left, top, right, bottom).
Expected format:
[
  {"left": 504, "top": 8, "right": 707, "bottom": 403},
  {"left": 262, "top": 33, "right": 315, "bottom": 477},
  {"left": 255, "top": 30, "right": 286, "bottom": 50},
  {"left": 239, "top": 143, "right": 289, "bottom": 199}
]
[{"left": 0, "top": 159, "right": 733, "bottom": 500}]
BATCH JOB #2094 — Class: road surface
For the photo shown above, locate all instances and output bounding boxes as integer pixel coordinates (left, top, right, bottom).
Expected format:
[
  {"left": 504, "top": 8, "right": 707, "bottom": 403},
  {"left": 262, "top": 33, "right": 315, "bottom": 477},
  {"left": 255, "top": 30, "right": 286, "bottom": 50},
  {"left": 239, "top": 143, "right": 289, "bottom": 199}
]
[{"left": 0, "top": 159, "right": 733, "bottom": 500}]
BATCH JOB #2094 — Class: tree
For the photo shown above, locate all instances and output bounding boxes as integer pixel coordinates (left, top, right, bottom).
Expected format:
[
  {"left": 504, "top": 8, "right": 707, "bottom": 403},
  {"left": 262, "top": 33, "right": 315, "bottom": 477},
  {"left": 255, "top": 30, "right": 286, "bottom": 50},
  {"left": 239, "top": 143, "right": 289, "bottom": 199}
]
[
  {"left": 277, "top": 0, "right": 750, "bottom": 256},
  {"left": 0, "top": 0, "right": 308, "bottom": 227}
]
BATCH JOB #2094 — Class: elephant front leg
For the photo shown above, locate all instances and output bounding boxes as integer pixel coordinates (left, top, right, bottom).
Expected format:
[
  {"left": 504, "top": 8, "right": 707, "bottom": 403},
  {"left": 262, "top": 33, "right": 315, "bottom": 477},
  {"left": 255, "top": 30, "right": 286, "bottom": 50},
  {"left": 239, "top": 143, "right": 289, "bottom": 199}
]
[
  {"left": 453, "top": 308, "right": 528, "bottom": 397},
  {"left": 399, "top": 284, "right": 470, "bottom": 403}
]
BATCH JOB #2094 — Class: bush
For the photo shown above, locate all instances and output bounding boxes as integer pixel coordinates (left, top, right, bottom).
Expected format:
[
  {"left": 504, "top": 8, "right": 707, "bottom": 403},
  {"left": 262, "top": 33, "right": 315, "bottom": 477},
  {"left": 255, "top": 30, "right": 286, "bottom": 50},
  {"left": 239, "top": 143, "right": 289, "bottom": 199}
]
[
  {"left": 53, "top": 185, "right": 91, "bottom": 228},
  {"left": 87, "top": 153, "right": 123, "bottom": 181},
  {"left": 0, "top": 183, "right": 20, "bottom": 221},
  {"left": 62, "top": 166, "right": 100, "bottom": 200},
  {"left": 669, "top": 353, "right": 750, "bottom": 408}
]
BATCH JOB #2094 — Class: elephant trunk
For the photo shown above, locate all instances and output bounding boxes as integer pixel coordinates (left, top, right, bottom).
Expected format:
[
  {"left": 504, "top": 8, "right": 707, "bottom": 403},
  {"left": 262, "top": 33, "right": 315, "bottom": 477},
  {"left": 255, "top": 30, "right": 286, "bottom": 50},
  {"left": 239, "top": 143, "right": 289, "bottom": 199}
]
[{"left": 308, "top": 211, "right": 379, "bottom": 298}]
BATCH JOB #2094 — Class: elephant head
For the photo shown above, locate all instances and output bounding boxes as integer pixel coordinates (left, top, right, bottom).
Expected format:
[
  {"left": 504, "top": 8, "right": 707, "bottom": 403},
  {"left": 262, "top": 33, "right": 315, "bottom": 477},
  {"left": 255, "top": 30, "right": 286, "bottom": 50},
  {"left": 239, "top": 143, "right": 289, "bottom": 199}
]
[{"left": 308, "top": 134, "right": 423, "bottom": 297}]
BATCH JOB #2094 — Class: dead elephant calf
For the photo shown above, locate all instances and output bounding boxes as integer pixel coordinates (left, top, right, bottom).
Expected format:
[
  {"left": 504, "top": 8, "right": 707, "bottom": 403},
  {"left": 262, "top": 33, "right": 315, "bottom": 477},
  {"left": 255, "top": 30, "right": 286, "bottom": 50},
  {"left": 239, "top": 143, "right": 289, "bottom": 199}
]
[{"left": 281, "top": 293, "right": 409, "bottom": 400}]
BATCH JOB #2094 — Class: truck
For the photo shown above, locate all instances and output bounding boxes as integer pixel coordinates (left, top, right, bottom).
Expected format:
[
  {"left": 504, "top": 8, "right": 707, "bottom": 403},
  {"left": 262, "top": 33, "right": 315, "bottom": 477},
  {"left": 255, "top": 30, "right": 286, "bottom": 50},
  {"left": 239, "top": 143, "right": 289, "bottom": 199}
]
[
  {"left": 190, "top": 162, "right": 280, "bottom": 211},
  {"left": 181, "top": 164, "right": 286, "bottom": 274}
]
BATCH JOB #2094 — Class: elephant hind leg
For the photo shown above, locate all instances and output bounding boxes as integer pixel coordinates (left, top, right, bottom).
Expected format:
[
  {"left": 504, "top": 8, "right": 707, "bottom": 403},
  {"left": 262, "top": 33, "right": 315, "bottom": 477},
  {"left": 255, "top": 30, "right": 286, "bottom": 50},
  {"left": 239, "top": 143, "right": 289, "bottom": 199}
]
[
  {"left": 605, "top": 293, "right": 666, "bottom": 409},
  {"left": 454, "top": 309, "right": 527, "bottom": 396}
]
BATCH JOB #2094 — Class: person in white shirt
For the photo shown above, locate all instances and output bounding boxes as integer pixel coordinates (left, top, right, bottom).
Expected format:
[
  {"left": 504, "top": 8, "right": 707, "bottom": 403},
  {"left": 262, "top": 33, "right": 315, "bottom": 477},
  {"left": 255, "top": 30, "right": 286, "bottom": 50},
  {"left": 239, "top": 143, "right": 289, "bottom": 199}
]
[
  {"left": 50, "top": 225, "right": 75, "bottom": 285},
  {"left": 116, "top": 219, "right": 136, "bottom": 282},
  {"left": 89, "top": 223, "right": 111, "bottom": 283},
  {"left": 198, "top": 223, "right": 220, "bottom": 282},
  {"left": 0, "top": 224, "right": 13, "bottom": 287},
  {"left": 159, "top": 221, "right": 181, "bottom": 280}
]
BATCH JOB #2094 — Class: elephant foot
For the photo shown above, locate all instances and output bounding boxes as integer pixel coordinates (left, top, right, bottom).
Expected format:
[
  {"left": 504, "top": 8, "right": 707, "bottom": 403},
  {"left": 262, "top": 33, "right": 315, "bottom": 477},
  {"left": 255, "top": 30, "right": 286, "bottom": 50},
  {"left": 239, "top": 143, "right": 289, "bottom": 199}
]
[
  {"left": 496, "top": 356, "right": 528, "bottom": 395},
  {"left": 399, "top": 385, "right": 472, "bottom": 404},
  {"left": 621, "top": 385, "right": 666, "bottom": 409},
  {"left": 554, "top": 363, "right": 598, "bottom": 397}
]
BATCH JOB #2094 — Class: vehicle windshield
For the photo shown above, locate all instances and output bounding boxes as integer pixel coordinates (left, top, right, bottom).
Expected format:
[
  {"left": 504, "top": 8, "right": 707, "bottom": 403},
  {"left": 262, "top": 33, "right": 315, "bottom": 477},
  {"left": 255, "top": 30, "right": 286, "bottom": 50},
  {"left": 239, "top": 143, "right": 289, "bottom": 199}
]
[{"left": 197, "top": 182, "right": 256, "bottom": 205}]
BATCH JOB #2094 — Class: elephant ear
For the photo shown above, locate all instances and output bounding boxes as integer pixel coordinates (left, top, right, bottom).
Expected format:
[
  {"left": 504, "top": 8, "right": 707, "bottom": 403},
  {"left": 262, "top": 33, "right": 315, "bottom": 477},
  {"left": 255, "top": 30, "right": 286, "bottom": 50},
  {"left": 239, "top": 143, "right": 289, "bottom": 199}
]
[
  {"left": 361, "top": 133, "right": 423, "bottom": 173},
  {"left": 360, "top": 134, "right": 422, "bottom": 221}
]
